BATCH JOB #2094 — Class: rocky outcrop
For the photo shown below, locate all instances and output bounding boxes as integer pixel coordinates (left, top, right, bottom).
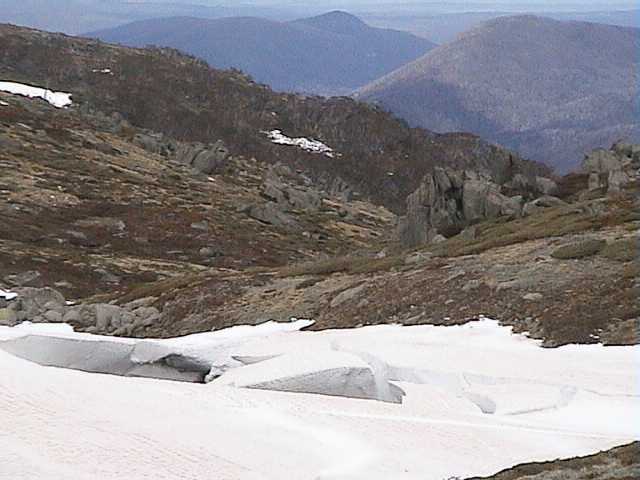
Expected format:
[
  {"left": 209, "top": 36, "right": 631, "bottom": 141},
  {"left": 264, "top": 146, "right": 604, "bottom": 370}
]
[
  {"left": 522, "top": 195, "right": 567, "bottom": 217},
  {"left": 582, "top": 143, "right": 639, "bottom": 193},
  {"left": 133, "top": 132, "right": 176, "bottom": 156},
  {"left": 398, "top": 167, "right": 539, "bottom": 247},
  {"left": 244, "top": 164, "right": 324, "bottom": 228},
  {"left": 0, "top": 287, "right": 161, "bottom": 336},
  {"left": 1, "top": 287, "right": 66, "bottom": 325},
  {"left": 173, "top": 140, "right": 230, "bottom": 174}
]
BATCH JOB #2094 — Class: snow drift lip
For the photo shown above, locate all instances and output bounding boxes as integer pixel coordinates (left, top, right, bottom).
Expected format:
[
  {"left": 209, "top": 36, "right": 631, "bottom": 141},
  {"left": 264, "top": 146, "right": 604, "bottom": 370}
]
[{"left": 0, "top": 335, "right": 211, "bottom": 383}]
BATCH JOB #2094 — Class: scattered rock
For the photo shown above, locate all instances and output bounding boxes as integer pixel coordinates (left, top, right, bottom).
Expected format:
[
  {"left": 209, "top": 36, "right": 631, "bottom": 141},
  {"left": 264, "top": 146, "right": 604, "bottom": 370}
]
[
  {"left": 431, "top": 234, "right": 446, "bottom": 244},
  {"left": 522, "top": 195, "right": 566, "bottom": 216},
  {"left": 4, "top": 270, "right": 41, "bottom": 287},
  {"left": 330, "top": 284, "right": 367, "bottom": 308},
  {"left": 0, "top": 308, "right": 18, "bottom": 326},
  {"left": 199, "top": 247, "right": 223, "bottom": 258},
  {"left": 174, "top": 140, "right": 229, "bottom": 174},
  {"left": 535, "top": 176, "right": 558, "bottom": 196},
  {"left": 582, "top": 143, "right": 637, "bottom": 193},
  {"left": 43, "top": 310, "right": 63, "bottom": 322},
  {"left": 94, "top": 268, "right": 121, "bottom": 284},
  {"left": 75, "top": 217, "right": 126, "bottom": 231},
  {"left": 10, "top": 287, "right": 65, "bottom": 319},
  {"left": 247, "top": 203, "right": 297, "bottom": 228},
  {"left": 133, "top": 132, "right": 175, "bottom": 156},
  {"left": 522, "top": 293, "right": 543, "bottom": 301},
  {"left": 404, "top": 251, "right": 432, "bottom": 265},
  {"left": 462, "top": 280, "right": 484, "bottom": 292},
  {"left": 459, "top": 225, "right": 478, "bottom": 241},
  {"left": 191, "top": 220, "right": 209, "bottom": 231}
]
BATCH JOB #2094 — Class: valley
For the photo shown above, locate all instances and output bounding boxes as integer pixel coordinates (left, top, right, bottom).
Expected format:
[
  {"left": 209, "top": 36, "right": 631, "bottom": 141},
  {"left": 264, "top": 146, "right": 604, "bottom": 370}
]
[{"left": 0, "top": 8, "right": 638, "bottom": 480}]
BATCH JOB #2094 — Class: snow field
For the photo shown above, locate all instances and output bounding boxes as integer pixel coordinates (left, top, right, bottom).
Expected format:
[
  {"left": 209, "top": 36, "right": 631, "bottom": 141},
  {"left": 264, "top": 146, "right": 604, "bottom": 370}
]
[{"left": 0, "top": 319, "right": 637, "bottom": 479}]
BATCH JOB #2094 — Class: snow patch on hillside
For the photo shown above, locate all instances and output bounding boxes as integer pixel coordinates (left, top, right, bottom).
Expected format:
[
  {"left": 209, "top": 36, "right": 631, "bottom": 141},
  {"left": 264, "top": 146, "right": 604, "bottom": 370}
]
[
  {"left": 0, "top": 289, "right": 17, "bottom": 301},
  {"left": 0, "top": 81, "right": 72, "bottom": 108},
  {"left": 264, "top": 129, "right": 336, "bottom": 157}
]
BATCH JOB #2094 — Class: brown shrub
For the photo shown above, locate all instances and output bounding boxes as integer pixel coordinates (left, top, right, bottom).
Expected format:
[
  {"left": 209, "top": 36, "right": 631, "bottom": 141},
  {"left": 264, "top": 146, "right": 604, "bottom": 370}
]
[
  {"left": 600, "top": 238, "right": 637, "bottom": 262},
  {"left": 551, "top": 239, "right": 606, "bottom": 259},
  {"left": 278, "top": 254, "right": 403, "bottom": 277}
]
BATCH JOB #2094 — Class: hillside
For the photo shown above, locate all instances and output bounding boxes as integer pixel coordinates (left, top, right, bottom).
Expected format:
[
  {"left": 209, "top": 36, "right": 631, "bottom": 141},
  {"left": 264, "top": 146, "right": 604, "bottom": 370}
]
[
  {"left": 87, "top": 11, "right": 437, "bottom": 95},
  {"left": 468, "top": 442, "right": 639, "bottom": 479},
  {"left": 357, "top": 15, "right": 640, "bottom": 172},
  {"left": 0, "top": 23, "right": 545, "bottom": 215},
  {"left": 0, "top": 24, "right": 639, "bottom": 478},
  {"left": 1, "top": 23, "right": 638, "bottom": 344}
]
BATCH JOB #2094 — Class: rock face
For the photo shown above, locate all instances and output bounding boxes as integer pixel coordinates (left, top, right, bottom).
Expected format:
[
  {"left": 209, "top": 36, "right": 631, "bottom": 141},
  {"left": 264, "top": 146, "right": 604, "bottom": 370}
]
[
  {"left": 1, "top": 287, "right": 66, "bottom": 325},
  {"left": 133, "top": 132, "right": 231, "bottom": 177},
  {"left": 174, "top": 141, "right": 230, "bottom": 174},
  {"left": 521, "top": 195, "right": 567, "bottom": 217},
  {"left": 245, "top": 164, "right": 324, "bottom": 228},
  {"left": 133, "top": 132, "right": 176, "bottom": 156},
  {"left": 0, "top": 287, "right": 161, "bottom": 336},
  {"left": 398, "top": 167, "right": 543, "bottom": 247},
  {"left": 582, "top": 143, "right": 639, "bottom": 193}
]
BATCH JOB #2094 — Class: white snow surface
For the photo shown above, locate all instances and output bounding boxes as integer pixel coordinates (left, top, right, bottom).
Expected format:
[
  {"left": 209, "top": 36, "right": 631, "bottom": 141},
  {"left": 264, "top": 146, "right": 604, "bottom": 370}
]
[
  {"left": 0, "top": 289, "right": 17, "bottom": 301},
  {"left": 264, "top": 129, "right": 336, "bottom": 157},
  {"left": 0, "top": 319, "right": 638, "bottom": 480},
  {"left": 0, "top": 81, "right": 72, "bottom": 108}
]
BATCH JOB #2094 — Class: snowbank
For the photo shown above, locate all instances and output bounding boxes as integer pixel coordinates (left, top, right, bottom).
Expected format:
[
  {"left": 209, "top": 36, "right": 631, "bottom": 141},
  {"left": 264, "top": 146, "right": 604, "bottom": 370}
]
[
  {"left": 0, "top": 81, "right": 72, "bottom": 108},
  {"left": 264, "top": 129, "right": 336, "bottom": 157},
  {"left": 0, "top": 288, "right": 17, "bottom": 301},
  {"left": 0, "top": 319, "right": 638, "bottom": 480}
]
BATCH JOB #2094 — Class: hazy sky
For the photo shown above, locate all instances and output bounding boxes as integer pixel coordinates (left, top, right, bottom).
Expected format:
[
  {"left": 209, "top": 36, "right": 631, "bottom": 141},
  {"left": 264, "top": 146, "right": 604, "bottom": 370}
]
[{"left": 216, "top": 0, "right": 636, "bottom": 8}]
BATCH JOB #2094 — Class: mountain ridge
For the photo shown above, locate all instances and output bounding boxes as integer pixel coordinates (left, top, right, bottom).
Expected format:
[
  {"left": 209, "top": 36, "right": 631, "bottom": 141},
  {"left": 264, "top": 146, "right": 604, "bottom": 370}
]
[
  {"left": 87, "top": 11, "right": 437, "bottom": 95},
  {"left": 1, "top": 22, "right": 549, "bottom": 214},
  {"left": 356, "top": 15, "right": 640, "bottom": 172}
]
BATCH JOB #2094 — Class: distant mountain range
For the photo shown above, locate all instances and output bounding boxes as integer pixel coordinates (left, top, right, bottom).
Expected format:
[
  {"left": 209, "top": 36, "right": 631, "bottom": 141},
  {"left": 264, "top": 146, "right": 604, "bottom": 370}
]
[
  {"left": 356, "top": 15, "right": 640, "bottom": 172},
  {"left": 362, "top": 9, "right": 639, "bottom": 44},
  {"left": 88, "top": 11, "right": 436, "bottom": 95},
  {"left": 0, "top": 0, "right": 291, "bottom": 35}
]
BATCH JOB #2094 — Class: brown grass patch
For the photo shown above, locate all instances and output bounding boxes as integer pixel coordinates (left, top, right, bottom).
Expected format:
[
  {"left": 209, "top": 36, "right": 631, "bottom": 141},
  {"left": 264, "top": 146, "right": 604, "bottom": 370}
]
[
  {"left": 600, "top": 238, "right": 638, "bottom": 262},
  {"left": 551, "top": 239, "right": 606, "bottom": 260},
  {"left": 278, "top": 254, "right": 403, "bottom": 277}
]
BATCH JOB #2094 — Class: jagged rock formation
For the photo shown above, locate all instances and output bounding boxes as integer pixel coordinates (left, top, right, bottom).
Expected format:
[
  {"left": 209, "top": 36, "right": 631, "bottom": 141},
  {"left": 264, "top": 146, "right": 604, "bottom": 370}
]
[
  {"left": 242, "top": 164, "right": 325, "bottom": 228},
  {"left": 397, "top": 166, "right": 554, "bottom": 247},
  {"left": 582, "top": 142, "right": 640, "bottom": 193},
  {"left": 173, "top": 140, "right": 230, "bottom": 175},
  {"left": 133, "top": 133, "right": 231, "bottom": 175},
  {"left": 0, "top": 287, "right": 161, "bottom": 336}
]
